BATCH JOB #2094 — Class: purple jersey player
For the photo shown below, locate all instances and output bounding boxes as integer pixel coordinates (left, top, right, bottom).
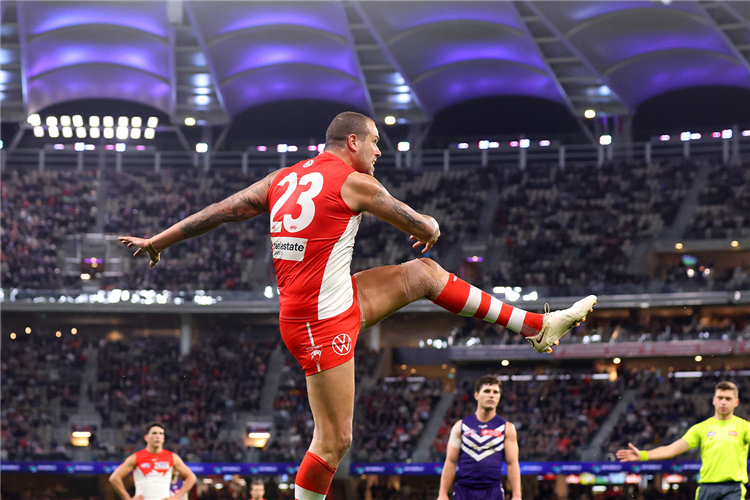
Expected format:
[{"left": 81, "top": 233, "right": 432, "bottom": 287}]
[{"left": 438, "top": 375, "right": 521, "bottom": 500}]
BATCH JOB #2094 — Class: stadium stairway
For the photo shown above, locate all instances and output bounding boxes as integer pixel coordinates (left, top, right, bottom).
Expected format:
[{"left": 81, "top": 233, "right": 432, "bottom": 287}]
[
  {"left": 95, "top": 175, "right": 106, "bottom": 233},
  {"left": 259, "top": 344, "right": 286, "bottom": 415},
  {"left": 580, "top": 389, "right": 637, "bottom": 461},
  {"left": 411, "top": 392, "right": 457, "bottom": 462}
]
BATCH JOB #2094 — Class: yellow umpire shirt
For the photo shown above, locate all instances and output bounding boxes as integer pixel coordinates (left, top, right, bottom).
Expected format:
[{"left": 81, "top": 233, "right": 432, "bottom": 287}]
[{"left": 682, "top": 415, "right": 750, "bottom": 483}]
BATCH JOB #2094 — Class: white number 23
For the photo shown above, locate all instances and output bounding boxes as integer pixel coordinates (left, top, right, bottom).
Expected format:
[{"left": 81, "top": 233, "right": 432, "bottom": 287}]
[{"left": 270, "top": 172, "right": 324, "bottom": 233}]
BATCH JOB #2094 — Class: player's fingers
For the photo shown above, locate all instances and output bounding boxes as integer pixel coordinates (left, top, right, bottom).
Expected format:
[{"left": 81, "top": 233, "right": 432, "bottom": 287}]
[
  {"left": 134, "top": 249, "right": 143, "bottom": 257},
  {"left": 628, "top": 443, "right": 638, "bottom": 452}
]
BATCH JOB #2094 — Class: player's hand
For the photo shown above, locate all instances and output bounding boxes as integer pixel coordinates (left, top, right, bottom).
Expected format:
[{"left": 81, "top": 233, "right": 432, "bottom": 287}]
[
  {"left": 410, "top": 215, "right": 440, "bottom": 254},
  {"left": 437, "top": 494, "right": 451, "bottom": 500},
  {"left": 132, "top": 495, "right": 144, "bottom": 500},
  {"left": 118, "top": 236, "right": 160, "bottom": 268},
  {"left": 616, "top": 442, "right": 641, "bottom": 462}
]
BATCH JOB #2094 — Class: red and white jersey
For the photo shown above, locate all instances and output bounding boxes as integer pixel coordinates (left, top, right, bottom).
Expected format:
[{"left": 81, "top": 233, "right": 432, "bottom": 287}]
[
  {"left": 268, "top": 152, "right": 361, "bottom": 321},
  {"left": 133, "top": 448, "right": 174, "bottom": 500}
]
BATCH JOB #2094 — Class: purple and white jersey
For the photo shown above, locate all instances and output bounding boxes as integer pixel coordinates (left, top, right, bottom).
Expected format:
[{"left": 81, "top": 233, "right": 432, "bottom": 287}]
[{"left": 455, "top": 413, "right": 507, "bottom": 489}]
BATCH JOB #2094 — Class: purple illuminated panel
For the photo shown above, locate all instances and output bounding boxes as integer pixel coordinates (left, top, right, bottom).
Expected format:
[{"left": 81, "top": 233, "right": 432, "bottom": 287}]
[
  {"left": 389, "top": 25, "right": 546, "bottom": 79},
  {"left": 27, "top": 26, "right": 169, "bottom": 79},
  {"left": 220, "top": 65, "right": 368, "bottom": 115},
  {"left": 22, "top": 1, "right": 168, "bottom": 37},
  {"left": 358, "top": 2, "right": 522, "bottom": 41},
  {"left": 569, "top": 10, "right": 735, "bottom": 70},
  {"left": 28, "top": 66, "right": 170, "bottom": 114},
  {"left": 189, "top": 2, "right": 350, "bottom": 40},
  {"left": 532, "top": 1, "right": 705, "bottom": 34},
  {"left": 208, "top": 28, "right": 358, "bottom": 81},
  {"left": 412, "top": 63, "right": 564, "bottom": 114},
  {"left": 608, "top": 50, "right": 750, "bottom": 105}
]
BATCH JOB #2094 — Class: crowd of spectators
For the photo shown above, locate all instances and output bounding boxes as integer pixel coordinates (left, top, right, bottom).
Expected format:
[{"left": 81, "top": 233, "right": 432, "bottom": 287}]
[
  {"left": 432, "top": 371, "right": 623, "bottom": 462},
  {"left": 490, "top": 160, "right": 695, "bottom": 296},
  {"left": 685, "top": 162, "right": 750, "bottom": 240},
  {"left": 1, "top": 331, "right": 86, "bottom": 460},
  {"left": 352, "top": 377, "right": 442, "bottom": 462},
  {"left": 2, "top": 170, "right": 97, "bottom": 289},
  {"left": 95, "top": 333, "right": 274, "bottom": 462}
]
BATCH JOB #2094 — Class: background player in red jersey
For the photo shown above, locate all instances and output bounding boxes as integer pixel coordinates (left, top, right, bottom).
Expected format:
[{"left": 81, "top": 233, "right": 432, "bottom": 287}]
[
  {"left": 120, "top": 112, "right": 595, "bottom": 500},
  {"left": 109, "top": 422, "right": 196, "bottom": 500}
]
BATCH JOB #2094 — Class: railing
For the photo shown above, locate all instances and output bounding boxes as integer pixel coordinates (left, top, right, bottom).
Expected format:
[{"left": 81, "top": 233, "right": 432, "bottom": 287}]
[{"left": 2, "top": 135, "right": 747, "bottom": 173}]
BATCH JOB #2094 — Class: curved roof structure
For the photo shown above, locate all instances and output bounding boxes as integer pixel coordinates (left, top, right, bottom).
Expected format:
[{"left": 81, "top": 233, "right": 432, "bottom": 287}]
[{"left": 1, "top": 0, "right": 748, "bottom": 127}]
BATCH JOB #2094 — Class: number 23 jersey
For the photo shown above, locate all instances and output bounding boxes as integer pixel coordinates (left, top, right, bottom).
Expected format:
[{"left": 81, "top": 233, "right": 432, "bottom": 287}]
[{"left": 268, "top": 152, "right": 361, "bottom": 321}]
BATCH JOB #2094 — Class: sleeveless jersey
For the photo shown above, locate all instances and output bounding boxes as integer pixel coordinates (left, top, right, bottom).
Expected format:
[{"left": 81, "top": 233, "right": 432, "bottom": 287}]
[
  {"left": 268, "top": 152, "right": 361, "bottom": 321},
  {"left": 133, "top": 448, "right": 174, "bottom": 500},
  {"left": 456, "top": 413, "right": 507, "bottom": 488}
]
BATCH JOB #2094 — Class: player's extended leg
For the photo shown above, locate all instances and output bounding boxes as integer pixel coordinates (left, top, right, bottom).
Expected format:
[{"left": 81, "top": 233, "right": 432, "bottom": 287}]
[
  {"left": 294, "top": 358, "right": 355, "bottom": 500},
  {"left": 355, "top": 258, "right": 597, "bottom": 352}
]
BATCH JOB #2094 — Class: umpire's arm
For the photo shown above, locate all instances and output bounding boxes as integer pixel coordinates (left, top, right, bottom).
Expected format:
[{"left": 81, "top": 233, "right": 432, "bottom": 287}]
[
  {"left": 505, "top": 422, "right": 522, "bottom": 500},
  {"left": 437, "top": 420, "right": 462, "bottom": 500}
]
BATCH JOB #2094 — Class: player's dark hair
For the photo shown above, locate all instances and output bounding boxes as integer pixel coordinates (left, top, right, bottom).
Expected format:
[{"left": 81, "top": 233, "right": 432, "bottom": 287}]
[
  {"left": 325, "top": 111, "right": 373, "bottom": 149},
  {"left": 144, "top": 421, "right": 165, "bottom": 435},
  {"left": 475, "top": 375, "right": 501, "bottom": 394},
  {"left": 716, "top": 381, "right": 739, "bottom": 397},
  {"left": 251, "top": 479, "right": 264, "bottom": 487}
]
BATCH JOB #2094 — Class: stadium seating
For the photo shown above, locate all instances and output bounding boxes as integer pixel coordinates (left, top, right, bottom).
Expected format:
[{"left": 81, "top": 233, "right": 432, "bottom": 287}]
[
  {"left": 685, "top": 162, "right": 750, "bottom": 240},
  {"left": 1, "top": 333, "right": 86, "bottom": 460}
]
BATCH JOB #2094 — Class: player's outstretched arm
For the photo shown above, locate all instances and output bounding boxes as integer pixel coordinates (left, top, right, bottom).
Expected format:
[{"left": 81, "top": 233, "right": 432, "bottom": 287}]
[
  {"left": 166, "top": 454, "right": 196, "bottom": 500},
  {"left": 616, "top": 439, "right": 690, "bottom": 462},
  {"left": 119, "top": 170, "right": 280, "bottom": 267},
  {"left": 109, "top": 454, "right": 142, "bottom": 500},
  {"left": 437, "top": 420, "right": 462, "bottom": 500},
  {"left": 341, "top": 173, "right": 440, "bottom": 253},
  {"left": 505, "top": 422, "right": 522, "bottom": 500}
]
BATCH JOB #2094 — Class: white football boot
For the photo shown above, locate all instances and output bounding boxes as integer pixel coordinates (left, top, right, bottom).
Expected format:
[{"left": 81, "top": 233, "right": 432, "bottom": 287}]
[{"left": 529, "top": 295, "right": 598, "bottom": 353}]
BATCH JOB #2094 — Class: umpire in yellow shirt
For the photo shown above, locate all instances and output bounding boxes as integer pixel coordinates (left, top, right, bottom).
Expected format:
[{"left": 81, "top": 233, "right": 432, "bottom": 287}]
[{"left": 617, "top": 381, "right": 750, "bottom": 500}]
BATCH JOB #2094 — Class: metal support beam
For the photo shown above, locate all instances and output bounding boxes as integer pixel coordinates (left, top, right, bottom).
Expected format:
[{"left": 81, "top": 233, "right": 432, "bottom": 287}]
[
  {"left": 14, "top": 2, "right": 30, "bottom": 115},
  {"left": 342, "top": 3, "right": 377, "bottom": 119},
  {"left": 697, "top": 3, "right": 750, "bottom": 78},
  {"left": 212, "top": 125, "right": 231, "bottom": 153},
  {"left": 350, "top": 1, "right": 431, "bottom": 119},
  {"left": 510, "top": 2, "right": 597, "bottom": 145},
  {"left": 173, "top": 127, "right": 193, "bottom": 153},
  {"left": 184, "top": 3, "right": 230, "bottom": 123},
  {"left": 524, "top": 1, "right": 634, "bottom": 114}
]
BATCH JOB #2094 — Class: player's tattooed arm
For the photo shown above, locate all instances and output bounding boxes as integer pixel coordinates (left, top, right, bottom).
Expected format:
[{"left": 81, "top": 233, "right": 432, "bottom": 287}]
[
  {"left": 342, "top": 173, "right": 439, "bottom": 251},
  {"left": 119, "top": 170, "right": 280, "bottom": 261}
]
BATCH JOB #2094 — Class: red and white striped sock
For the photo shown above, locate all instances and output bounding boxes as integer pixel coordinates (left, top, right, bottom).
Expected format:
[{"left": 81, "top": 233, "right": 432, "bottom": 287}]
[
  {"left": 433, "top": 274, "right": 544, "bottom": 337},
  {"left": 294, "top": 451, "right": 336, "bottom": 500}
]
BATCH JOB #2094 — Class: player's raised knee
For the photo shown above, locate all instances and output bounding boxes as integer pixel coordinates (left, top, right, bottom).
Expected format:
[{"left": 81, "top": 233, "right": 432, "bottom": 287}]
[{"left": 402, "top": 258, "right": 449, "bottom": 302}]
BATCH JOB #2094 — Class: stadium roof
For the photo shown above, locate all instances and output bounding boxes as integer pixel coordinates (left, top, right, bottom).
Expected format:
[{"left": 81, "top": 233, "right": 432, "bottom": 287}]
[{"left": 1, "top": 1, "right": 749, "bottom": 128}]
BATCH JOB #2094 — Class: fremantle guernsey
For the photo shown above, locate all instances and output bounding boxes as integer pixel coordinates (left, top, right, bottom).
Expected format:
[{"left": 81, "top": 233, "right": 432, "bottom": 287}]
[
  {"left": 456, "top": 413, "right": 507, "bottom": 489},
  {"left": 133, "top": 448, "right": 174, "bottom": 500},
  {"left": 268, "top": 152, "right": 361, "bottom": 321}
]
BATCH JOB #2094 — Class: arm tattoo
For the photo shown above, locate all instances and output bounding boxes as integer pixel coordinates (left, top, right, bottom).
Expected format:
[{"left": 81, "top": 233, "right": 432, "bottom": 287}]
[
  {"left": 178, "top": 175, "right": 271, "bottom": 239},
  {"left": 372, "top": 189, "right": 425, "bottom": 228}
]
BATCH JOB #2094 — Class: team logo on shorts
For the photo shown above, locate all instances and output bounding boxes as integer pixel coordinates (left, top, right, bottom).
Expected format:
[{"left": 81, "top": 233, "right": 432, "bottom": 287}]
[
  {"left": 332, "top": 334, "right": 352, "bottom": 355},
  {"left": 306, "top": 345, "right": 322, "bottom": 365}
]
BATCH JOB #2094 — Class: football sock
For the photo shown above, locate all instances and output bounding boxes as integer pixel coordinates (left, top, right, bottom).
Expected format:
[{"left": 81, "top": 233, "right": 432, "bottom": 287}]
[
  {"left": 433, "top": 274, "right": 544, "bottom": 337},
  {"left": 295, "top": 451, "right": 336, "bottom": 500}
]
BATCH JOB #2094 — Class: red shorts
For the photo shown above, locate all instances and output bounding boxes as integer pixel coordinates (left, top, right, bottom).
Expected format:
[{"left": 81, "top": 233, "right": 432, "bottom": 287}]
[{"left": 280, "top": 277, "right": 362, "bottom": 376}]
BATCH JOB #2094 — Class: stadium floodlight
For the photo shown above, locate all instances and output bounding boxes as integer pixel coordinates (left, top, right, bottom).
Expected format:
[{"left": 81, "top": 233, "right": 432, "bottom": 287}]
[
  {"left": 131, "top": 116, "right": 142, "bottom": 128},
  {"left": 743, "top": 130, "right": 750, "bottom": 137},
  {"left": 46, "top": 116, "right": 58, "bottom": 127},
  {"left": 519, "top": 139, "right": 530, "bottom": 148},
  {"left": 384, "top": 116, "right": 396, "bottom": 125},
  {"left": 184, "top": 117, "right": 196, "bottom": 126},
  {"left": 103, "top": 127, "right": 115, "bottom": 139},
  {"left": 89, "top": 116, "right": 100, "bottom": 127},
  {"left": 76, "top": 127, "right": 87, "bottom": 139},
  {"left": 48, "top": 126, "right": 60, "bottom": 138},
  {"left": 72, "top": 115, "right": 84, "bottom": 128},
  {"left": 196, "top": 142, "right": 208, "bottom": 153},
  {"left": 711, "top": 132, "right": 721, "bottom": 138},
  {"left": 690, "top": 132, "right": 701, "bottom": 140},
  {"left": 89, "top": 127, "right": 100, "bottom": 139},
  {"left": 539, "top": 140, "right": 551, "bottom": 147},
  {"left": 194, "top": 95, "right": 210, "bottom": 106},
  {"left": 489, "top": 142, "right": 499, "bottom": 148},
  {"left": 130, "top": 128, "right": 141, "bottom": 140},
  {"left": 62, "top": 127, "right": 73, "bottom": 138},
  {"left": 722, "top": 129, "right": 733, "bottom": 139},
  {"left": 509, "top": 141, "right": 519, "bottom": 147},
  {"left": 144, "top": 128, "right": 155, "bottom": 140},
  {"left": 680, "top": 132, "right": 691, "bottom": 141},
  {"left": 277, "top": 144, "right": 288, "bottom": 153},
  {"left": 584, "top": 109, "right": 596, "bottom": 119},
  {"left": 659, "top": 135, "right": 670, "bottom": 141},
  {"left": 478, "top": 140, "right": 490, "bottom": 150},
  {"left": 116, "top": 126, "right": 129, "bottom": 140},
  {"left": 288, "top": 145, "right": 298, "bottom": 152},
  {"left": 33, "top": 126, "right": 44, "bottom": 137},
  {"left": 599, "top": 135, "right": 612, "bottom": 146},
  {"left": 103, "top": 116, "right": 114, "bottom": 128},
  {"left": 397, "top": 141, "right": 410, "bottom": 151},
  {"left": 147, "top": 117, "right": 158, "bottom": 128},
  {"left": 115, "top": 143, "right": 126, "bottom": 152},
  {"left": 60, "top": 115, "right": 72, "bottom": 127},
  {"left": 457, "top": 143, "right": 469, "bottom": 149},
  {"left": 394, "top": 94, "right": 411, "bottom": 104},
  {"left": 118, "top": 116, "right": 128, "bottom": 127},
  {"left": 27, "top": 114, "right": 41, "bottom": 127},
  {"left": 256, "top": 146, "right": 267, "bottom": 152},
  {"left": 74, "top": 142, "right": 85, "bottom": 151},
  {"left": 53, "top": 144, "right": 65, "bottom": 150},
  {"left": 307, "top": 145, "right": 317, "bottom": 151},
  {"left": 317, "top": 143, "right": 325, "bottom": 152}
]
